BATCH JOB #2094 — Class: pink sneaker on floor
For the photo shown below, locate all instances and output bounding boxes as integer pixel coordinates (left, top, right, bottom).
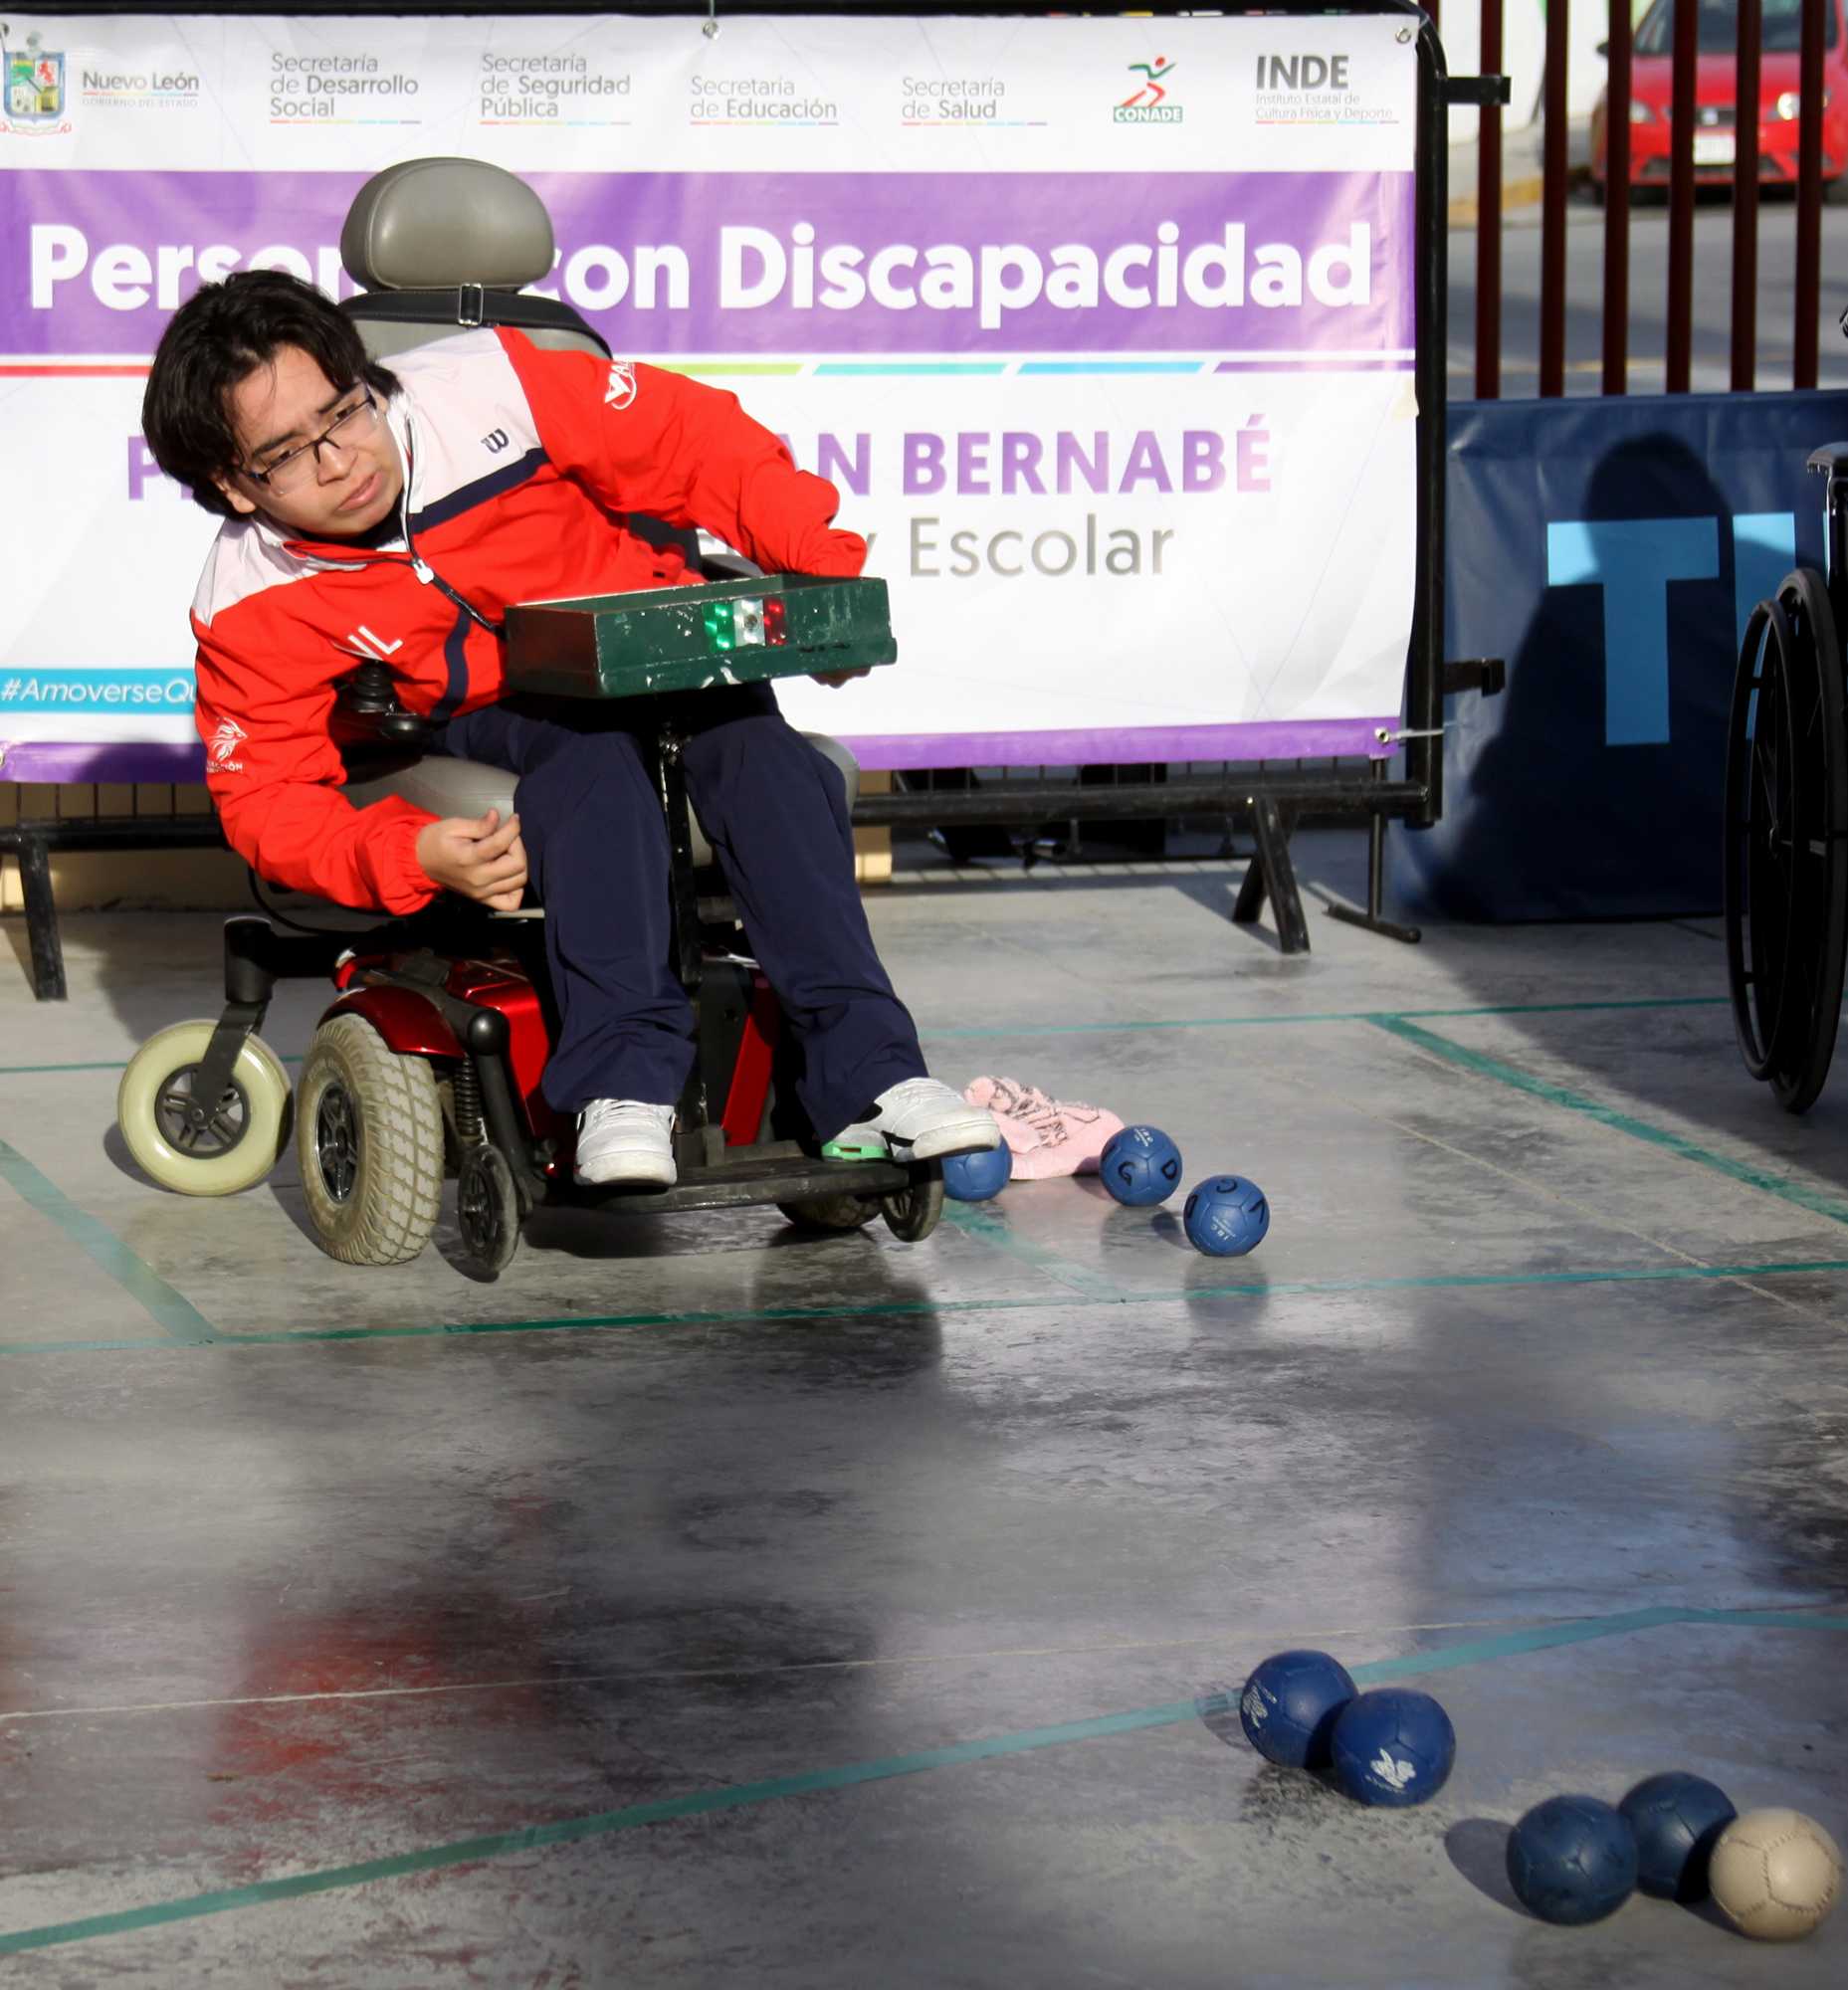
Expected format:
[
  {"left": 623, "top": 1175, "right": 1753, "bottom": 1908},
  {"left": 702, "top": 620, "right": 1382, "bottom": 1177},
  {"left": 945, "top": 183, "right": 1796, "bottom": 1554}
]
[{"left": 962, "top": 1076, "right": 1126, "bottom": 1180}]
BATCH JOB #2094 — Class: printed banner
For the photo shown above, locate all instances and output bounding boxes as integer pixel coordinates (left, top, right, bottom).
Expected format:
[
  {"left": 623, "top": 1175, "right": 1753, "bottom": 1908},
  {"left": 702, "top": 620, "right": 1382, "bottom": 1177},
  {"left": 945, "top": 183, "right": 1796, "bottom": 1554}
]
[{"left": 0, "top": 11, "right": 1421, "bottom": 778}]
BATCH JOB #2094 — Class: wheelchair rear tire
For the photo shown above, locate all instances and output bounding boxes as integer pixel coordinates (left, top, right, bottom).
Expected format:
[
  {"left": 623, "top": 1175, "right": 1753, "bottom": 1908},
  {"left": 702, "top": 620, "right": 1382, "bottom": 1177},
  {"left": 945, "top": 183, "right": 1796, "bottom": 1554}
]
[
  {"left": 1724, "top": 570, "right": 1848, "bottom": 1114},
  {"left": 296, "top": 1013, "right": 445, "bottom": 1265},
  {"left": 116, "top": 1020, "right": 293, "bottom": 1197}
]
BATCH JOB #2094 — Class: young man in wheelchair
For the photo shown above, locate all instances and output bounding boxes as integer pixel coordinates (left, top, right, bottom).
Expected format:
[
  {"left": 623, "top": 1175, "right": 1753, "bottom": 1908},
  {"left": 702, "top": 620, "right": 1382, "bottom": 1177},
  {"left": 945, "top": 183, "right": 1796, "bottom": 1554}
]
[{"left": 141, "top": 269, "right": 999, "bottom": 1188}]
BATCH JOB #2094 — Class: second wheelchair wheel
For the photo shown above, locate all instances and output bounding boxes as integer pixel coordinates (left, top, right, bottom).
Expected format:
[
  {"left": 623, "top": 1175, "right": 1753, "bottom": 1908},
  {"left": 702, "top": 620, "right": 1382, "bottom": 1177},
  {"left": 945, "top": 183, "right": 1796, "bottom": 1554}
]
[
  {"left": 116, "top": 1020, "right": 293, "bottom": 1196},
  {"left": 1724, "top": 569, "right": 1848, "bottom": 1114},
  {"left": 880, "top": 1164, "right": 944, "bottom": 1243},
  {"left": 457, "top": 1143, "right": 521, "bottom": 1275},
  {"left": 296, "top": 1013, "right": 445, "bottom": 1264}
]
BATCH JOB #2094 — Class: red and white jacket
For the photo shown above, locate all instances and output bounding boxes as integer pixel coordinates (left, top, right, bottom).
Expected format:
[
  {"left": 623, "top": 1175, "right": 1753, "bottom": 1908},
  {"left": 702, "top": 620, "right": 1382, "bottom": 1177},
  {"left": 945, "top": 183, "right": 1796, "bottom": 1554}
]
[{"left": 190, "top": 327, "right": 865, "bottom": 913}]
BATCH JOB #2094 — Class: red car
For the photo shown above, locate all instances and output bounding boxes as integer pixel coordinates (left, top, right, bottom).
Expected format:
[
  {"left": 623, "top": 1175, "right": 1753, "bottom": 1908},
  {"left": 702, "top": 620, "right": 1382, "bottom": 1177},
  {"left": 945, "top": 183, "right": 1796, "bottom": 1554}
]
[{"left": 1590, "top": 0, "right": 1848, "bottom": 197}]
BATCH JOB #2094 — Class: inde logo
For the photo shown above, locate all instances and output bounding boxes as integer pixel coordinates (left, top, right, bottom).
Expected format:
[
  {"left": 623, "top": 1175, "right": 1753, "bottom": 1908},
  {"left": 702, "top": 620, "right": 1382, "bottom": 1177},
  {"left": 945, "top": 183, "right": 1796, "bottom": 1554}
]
[
  {"left": 1257, "top": 54, "right": 1352, "bottom": 91},
  {"left": 604, "top": 360, "right": 637, "bottom": 409}
]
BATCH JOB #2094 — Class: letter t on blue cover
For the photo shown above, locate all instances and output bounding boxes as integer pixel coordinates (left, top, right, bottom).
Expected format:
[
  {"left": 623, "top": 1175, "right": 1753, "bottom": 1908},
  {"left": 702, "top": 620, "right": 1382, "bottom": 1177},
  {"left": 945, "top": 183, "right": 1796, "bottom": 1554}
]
[{"left": 1546, "top": 517, "right": 1720, "bottom": 745}]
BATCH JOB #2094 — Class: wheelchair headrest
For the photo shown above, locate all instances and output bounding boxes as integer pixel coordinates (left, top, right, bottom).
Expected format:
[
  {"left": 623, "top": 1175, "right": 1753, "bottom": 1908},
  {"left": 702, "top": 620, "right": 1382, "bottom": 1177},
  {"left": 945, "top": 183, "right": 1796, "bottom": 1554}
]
[{"left": 341, "top": 157, "right": 553, "bottom": 292}]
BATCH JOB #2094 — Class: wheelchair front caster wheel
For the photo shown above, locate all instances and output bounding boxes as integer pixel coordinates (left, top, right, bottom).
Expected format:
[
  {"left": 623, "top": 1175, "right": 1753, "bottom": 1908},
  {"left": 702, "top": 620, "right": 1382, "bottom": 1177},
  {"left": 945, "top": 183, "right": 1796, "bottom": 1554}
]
[
  {"left": 116, "top": 1019, "right": 293, "bottom": 1196},
  {"left": 880, "top": 1164, "right": 944, "bottom": 1242},
  {"left": 457, "top": 1143, "right": 521, "bottom": 1275},
  {"left": 297, "top": 1013, "right": 444, "bottom": 1266}
]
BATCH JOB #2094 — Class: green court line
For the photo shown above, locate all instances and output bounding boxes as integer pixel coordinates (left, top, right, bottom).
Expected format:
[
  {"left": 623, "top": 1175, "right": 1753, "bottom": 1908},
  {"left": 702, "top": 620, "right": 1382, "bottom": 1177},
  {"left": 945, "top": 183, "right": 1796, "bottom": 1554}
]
[
  {"left": 2, "top": 1601, "right": 1840, "bottom": 1957},
  {"left": 922, "top": 995, "right": 1729, "bottom": 1042},
  {"left": 7, "top": 1258, "right": 1848, "bottom": 1360},
  {"left": 1372, "top": 1016, "right": 1848, "bottom": 1231},
  {"left": 0, "top": 998, "right": 1731, "bottom": 1082},
  {"left": 1401, "top": 997, "right": 1728, "bottom": 1019},
  {"left": 0, "top": 1135, "right": 214, "bottom": 1345},
  {"left": 941, "top": 1201, "right": 1124, "bottom": 1297},
  {"left": 0, "top": 1059, "right": 140, "bottom": 1077},
  {"left": 1678, "top": 1606, "right": 1848, "bottom": 1630}
]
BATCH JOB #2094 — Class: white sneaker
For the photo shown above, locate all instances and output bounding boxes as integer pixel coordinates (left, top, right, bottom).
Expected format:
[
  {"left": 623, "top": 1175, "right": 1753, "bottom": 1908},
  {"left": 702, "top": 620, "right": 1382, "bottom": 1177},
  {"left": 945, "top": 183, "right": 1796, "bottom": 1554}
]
[
  {"left": 860, "top": 1077, "right": 1001, "bottom": 1162},
  {"left": 574, "top": 1099, "right": 677, "bottom": 1186}
]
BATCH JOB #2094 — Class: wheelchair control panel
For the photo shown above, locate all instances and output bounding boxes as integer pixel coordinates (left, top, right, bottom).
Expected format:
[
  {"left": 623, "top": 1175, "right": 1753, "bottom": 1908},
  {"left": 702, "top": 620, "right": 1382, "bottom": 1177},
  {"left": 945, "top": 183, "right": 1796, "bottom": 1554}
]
[{"left": 502, "top": 573, "right": 897, "bottom": 699}]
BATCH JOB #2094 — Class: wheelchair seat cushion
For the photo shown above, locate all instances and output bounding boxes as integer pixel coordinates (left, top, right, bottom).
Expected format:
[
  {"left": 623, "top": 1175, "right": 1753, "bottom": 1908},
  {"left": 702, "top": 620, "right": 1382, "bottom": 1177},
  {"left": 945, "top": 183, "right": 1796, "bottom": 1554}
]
[
  {"left": 341, "top": 734, "right": 860, "bottom": 877},
  {"left": 342, "top": 752, "right": 517, "bottom": 824}
]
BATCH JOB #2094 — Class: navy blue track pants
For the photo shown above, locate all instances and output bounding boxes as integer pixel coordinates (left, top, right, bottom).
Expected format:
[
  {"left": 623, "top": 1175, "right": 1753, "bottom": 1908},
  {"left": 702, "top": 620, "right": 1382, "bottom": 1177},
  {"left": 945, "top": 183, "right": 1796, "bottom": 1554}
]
[{"left": 435, "top": 685, "right": 925, "bottom": 1137}]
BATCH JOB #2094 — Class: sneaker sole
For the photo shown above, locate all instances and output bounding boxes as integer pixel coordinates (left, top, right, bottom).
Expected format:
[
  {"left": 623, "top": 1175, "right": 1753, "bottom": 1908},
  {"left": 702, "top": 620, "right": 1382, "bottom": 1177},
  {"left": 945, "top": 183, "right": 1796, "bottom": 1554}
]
[
  {"left": 904, "top": 1120, "right": 1004, "bottom": 1163},
  {"left": 573, "top": 1156, "right": 678, "bottom": 1188}
]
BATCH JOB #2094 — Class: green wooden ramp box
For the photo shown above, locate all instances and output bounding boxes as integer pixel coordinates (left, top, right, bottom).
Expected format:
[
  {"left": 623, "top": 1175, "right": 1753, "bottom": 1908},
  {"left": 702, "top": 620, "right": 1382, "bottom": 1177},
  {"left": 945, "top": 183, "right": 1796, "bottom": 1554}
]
[{"left": 503, "top": 574, "right": 897, "bottom": 699}]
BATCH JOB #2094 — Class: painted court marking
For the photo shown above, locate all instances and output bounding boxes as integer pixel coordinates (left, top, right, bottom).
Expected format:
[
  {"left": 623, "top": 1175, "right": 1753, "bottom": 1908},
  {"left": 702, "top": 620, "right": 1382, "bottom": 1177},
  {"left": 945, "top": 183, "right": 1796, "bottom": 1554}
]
[
  {"left": 0, "top": 995, "right": 1730, "bottom": 1081},
  {"left": 0, "top": 1134, "right": 214, "bottom": 1345},
  {"left": 0, "top": 1603, "right": 1840, "bottom": 1956},
  {"left": 0, "top": 990, "right": 1841, "bottom": 1351},
  {"left": 7, "top": 1258, "right": 1848, "bottom": 1361},
  {"left": 1371, "top": 1015, "right": 1848, "bottom": 1230}
]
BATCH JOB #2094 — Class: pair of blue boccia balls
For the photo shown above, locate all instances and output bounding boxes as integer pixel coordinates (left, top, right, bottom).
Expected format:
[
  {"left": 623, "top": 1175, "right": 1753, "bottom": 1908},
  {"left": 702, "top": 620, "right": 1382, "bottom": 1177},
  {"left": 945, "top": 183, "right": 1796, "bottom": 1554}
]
[
  {"left": 1506, "top": 1773, "right": 1740, "bottom": 1925},
  {"left": 1240, "top": 1652, "right": 1737, "bottom": 1923},
  {"left": 1238, "top": 1649, "right": 1456, "bottom": 1806},
  {"left": 942, "top": 1121, "right": 1269, "bottom": 1259}
]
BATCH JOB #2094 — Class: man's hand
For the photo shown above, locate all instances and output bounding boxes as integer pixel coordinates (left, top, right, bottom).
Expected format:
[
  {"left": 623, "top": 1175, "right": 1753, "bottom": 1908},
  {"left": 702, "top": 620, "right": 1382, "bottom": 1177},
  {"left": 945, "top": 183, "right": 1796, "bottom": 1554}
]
[
  {"left": 810, "top": 668, "right": 873, "bottom": 689},
  {"left": 416, "top": 808, "right": 528, "bottom": 911}
]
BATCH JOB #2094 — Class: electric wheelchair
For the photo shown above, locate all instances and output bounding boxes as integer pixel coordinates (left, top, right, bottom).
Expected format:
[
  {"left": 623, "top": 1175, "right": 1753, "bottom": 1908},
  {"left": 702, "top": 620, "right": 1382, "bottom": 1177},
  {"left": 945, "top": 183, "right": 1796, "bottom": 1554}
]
[{"left": 115, "top": 158, "right": 944, "bottom": 1273}]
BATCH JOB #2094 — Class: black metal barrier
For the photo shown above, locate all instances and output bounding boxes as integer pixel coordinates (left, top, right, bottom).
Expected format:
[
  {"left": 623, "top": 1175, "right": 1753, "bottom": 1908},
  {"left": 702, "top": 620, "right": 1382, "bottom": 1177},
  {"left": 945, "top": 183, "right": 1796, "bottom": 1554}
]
[
  {"left": 5, "top": 1, "right": 1507, "bottom": 996},
  {"left": 1, "top": 815, "right": 226, "bottom": 1002}
]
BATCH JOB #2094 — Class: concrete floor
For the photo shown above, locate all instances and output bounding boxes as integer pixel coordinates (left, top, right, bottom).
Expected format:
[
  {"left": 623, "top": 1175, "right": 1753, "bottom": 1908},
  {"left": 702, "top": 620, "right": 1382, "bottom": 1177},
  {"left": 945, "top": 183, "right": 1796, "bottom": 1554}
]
[{"left": 1, "top": 831, "right": 1844, "bottom": 1985}]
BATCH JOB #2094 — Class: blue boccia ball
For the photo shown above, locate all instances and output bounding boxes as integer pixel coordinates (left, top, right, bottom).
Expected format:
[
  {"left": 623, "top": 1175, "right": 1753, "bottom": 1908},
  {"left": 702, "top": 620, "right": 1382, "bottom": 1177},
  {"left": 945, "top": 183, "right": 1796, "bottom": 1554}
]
[
  {"left": 1508, "top": 1795, "right": 1639, "bottom": 1925},
  {"left": 1182, "top": 1175, "right": 1270, "bottom": 1257},
  {"left": 1238, "top": 1649, "right": 1357, "bottom": 1769},
  {"left": 942, "top": 1138, "right": 1013, "bottom": 1203},
  {"left": 1619, "top": 1771, "right": 1737, "bottom": 1902},
  {"left": 1099, "top": 1124, "right": 1184, "bottom": 1207},
  {"left": 1330, "top": 1689, "right": 1457, "bottom": 1808}
]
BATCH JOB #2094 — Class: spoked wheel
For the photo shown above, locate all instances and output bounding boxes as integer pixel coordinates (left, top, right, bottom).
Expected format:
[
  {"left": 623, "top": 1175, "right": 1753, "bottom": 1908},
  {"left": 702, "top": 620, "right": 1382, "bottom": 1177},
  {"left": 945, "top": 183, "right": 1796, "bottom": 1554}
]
[
  {"left": 116, "top": 1021, "right": 294, "bottom": 1196},
  {"left": 457, "top": 1143, "right": 521, "bottom": 1275},
  {"left": 880, "top": 1163, "right": 944, "bottom": 1243},
  {"left": 1725, "top": 569, "right": 1848, "bottom": 1113}
]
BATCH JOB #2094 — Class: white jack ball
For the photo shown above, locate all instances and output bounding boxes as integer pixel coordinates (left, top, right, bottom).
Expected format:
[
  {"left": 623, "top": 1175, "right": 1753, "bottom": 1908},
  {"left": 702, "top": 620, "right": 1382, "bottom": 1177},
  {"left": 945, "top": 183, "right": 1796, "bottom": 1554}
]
[{"left": 1709, "top": 1807, "right": 1843, "bottom": 1941}]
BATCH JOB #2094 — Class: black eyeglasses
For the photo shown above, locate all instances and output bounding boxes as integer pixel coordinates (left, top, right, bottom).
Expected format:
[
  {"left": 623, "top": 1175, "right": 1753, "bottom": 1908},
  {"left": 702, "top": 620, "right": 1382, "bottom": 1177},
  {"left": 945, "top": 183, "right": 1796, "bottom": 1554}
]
[{"left": 241, "top": 388, "right": 383, "bottom": 494}]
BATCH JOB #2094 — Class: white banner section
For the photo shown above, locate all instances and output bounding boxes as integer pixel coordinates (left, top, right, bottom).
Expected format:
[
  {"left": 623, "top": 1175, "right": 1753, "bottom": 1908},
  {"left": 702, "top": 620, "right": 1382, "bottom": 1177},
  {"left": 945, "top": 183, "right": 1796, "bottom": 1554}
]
[{"left": 0, "top": 11, "right": 1421, "bottom": 775}]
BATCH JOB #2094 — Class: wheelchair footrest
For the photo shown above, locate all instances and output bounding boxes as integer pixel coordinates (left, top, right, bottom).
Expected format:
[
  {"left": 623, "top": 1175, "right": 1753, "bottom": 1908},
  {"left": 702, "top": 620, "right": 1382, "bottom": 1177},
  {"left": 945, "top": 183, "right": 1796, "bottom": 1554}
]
[{"left": 564, "top": 1148, "right": 913, "bottom": 1214}]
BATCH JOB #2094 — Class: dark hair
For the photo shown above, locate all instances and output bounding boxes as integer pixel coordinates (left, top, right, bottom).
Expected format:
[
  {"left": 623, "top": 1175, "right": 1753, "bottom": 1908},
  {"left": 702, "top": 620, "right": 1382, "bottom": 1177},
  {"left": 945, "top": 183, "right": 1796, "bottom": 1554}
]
[{"left": 142, "top": 269, "right": 400, "bottom": 519}]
